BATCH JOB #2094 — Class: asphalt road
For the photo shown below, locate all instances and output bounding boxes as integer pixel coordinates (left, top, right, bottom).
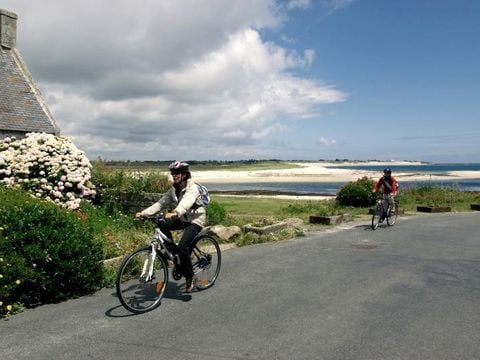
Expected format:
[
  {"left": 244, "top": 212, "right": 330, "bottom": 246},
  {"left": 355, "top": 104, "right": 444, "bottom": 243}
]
[{"left": 1, "top": 212, "right": 479, "bottom": 360}]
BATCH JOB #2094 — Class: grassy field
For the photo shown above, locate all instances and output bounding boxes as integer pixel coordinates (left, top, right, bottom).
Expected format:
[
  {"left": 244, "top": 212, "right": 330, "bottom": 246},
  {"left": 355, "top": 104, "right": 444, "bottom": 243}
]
[{"left": 211, "top": 195, "right": 369, "bottom": 226}]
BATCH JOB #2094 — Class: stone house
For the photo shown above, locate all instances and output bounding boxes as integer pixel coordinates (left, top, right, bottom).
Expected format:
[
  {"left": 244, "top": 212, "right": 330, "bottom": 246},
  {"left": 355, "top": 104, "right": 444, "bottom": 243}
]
[{"left": 0, "top": 9, "right": 59, "bottom": 139}]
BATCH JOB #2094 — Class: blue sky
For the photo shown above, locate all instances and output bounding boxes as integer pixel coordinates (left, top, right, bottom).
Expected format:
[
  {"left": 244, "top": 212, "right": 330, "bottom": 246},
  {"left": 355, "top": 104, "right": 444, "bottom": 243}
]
[
  {"left": 3, "top": 0, "right": 480, "bottom": 162},
  {"left": 264, "top": 0, "right": 480, "bottom": 162}
]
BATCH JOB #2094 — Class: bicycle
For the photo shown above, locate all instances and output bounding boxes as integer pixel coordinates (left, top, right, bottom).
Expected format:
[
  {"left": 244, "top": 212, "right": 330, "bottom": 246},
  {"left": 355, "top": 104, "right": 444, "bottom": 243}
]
[
  {"left": 371, "top": 196, "right": 398, "bottom": 230},
  {"left": 116, "top": 215, "right": 221, "bottom": 314}
]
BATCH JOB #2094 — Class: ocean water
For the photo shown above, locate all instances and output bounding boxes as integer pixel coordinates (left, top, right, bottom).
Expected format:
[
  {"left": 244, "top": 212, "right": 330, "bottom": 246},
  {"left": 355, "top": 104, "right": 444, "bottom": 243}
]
[
  {"left": 204, "top": 163, "right": 480, "bottom": 195},
  {"left": 327, "top": 163, "right": 480, "bottom": 174}
]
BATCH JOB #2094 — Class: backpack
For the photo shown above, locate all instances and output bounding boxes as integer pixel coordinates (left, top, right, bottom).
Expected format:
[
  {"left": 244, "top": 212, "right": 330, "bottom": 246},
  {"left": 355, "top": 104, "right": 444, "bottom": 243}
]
[{"left": 195, "top": 183, "right": 210, "bottom": 207}]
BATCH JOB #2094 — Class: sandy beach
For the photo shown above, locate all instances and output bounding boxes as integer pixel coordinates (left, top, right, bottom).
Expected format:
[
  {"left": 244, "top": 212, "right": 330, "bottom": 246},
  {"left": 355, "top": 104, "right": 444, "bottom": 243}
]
[{"left": 193, "top": 161, "right": 480, "bottom": 184}]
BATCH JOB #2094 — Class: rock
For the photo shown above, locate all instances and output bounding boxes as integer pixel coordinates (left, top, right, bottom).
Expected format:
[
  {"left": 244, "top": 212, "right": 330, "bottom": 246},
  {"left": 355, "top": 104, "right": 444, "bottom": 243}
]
[
  {"left": 243, "top": 221, "right": 288, "bottom": 235},
  {"left": 205, "top": 225, "right": 242, "bottom": 241},
  {"left": 283, "top": 217, "right": 304, "bottom": 228}
]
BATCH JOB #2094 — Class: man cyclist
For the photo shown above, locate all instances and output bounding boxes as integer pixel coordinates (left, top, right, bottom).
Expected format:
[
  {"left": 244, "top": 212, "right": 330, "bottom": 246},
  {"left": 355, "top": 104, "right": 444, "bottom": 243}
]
[
  {"left": 372, "top": 168, "right": 399, "bottom": 221},
  {"left": 135, "top": 161, "right": 206, "bottom": 293}
]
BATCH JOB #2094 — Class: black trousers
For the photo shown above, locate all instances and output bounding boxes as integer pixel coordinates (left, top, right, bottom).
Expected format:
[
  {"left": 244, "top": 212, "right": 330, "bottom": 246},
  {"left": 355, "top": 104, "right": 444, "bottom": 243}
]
[{"left": 158, "top": 218, "right": 202, "bottom": 279}]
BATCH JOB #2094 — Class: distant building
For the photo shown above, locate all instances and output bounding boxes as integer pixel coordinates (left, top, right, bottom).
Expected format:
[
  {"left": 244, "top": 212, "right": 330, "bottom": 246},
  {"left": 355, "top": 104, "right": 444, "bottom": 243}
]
[{"left": 0, "top": 9, "right": 59, "bottom": 139}]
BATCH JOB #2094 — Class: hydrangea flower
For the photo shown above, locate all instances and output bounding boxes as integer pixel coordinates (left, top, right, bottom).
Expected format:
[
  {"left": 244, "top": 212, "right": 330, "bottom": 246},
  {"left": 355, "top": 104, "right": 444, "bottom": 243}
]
[{"left": 0, "top": 133, "right": 96, "bottom": 210}]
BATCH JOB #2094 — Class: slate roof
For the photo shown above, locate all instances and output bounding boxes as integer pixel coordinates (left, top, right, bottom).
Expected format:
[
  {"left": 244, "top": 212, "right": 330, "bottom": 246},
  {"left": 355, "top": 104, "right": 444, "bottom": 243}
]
[{"left": 0, "top": 10, "right": 59, "bottom": 136}]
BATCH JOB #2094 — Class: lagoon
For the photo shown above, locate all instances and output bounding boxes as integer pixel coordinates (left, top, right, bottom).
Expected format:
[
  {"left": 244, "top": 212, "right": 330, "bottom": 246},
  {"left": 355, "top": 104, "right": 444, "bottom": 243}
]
[{"left": 205, "top": 163, "right": 480, "bottom": 195}]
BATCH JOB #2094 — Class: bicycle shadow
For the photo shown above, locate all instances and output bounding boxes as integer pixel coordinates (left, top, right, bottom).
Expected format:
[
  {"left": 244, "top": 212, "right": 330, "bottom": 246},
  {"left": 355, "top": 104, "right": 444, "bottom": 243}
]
[
  {"left": 105, "top": 282, "right": 192, "bottom": 318},
  {"left": 352, "top": 223, "right": 389, "bottom": 231}
]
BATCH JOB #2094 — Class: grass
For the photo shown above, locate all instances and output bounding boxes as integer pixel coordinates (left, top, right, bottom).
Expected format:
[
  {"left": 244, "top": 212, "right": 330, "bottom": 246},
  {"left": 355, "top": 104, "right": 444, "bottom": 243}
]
[{"left": 396, "top": 187, "right": 480, "bottom": 211}]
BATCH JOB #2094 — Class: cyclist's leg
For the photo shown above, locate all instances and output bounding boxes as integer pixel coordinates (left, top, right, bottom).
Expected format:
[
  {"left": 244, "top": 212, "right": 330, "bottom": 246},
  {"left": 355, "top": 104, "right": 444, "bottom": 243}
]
[
  {"left": 387, "top": 194, "right": 395, "bottom": 214},
  {"left": 158, "top": 218, "right": 187, "bottom": 279},
  {"left": 158, "top": 217, "right": 184, "bottom": 241},
  {"left": 177, "top": 223, "right": 202, "bottom": 288},
  {"left": 380, "top": 194, "right": 388, "bottom": 221}
]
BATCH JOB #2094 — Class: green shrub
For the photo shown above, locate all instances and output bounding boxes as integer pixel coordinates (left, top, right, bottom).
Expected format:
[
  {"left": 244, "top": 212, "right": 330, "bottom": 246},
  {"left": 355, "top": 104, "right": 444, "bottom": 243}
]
[
  {"left": 78, "top": 201, "right": 149, "bottom": 259},
  {"left": 336, "top": 177, "right": 376, "bottom": 207},
  {"left": 206, "top": 201, "right": 227, "bottom": 225},
  {"left": 0, "top": 246, "right": 26, "bottom": 317},
  {"left": 396, "top": 184, "right": 472, "bottom": 210},
  {"left": 90, "top": 161, "right": 169, "bottom": 215},
  {"left": 0, "top": 186, "right": 104, "bottom": 310}
]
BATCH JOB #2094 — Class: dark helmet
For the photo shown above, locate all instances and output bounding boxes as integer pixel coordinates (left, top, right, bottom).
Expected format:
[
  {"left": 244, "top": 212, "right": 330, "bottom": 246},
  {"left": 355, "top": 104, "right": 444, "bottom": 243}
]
[
  {"left": 383, "top": 167, "right": 392, "bottom": 175},
  {"left": 168, "top": 160, "right": 191, "bottom": 179},
  {"left": 169, "top": 160, "right": 189, "bottom": 172}
]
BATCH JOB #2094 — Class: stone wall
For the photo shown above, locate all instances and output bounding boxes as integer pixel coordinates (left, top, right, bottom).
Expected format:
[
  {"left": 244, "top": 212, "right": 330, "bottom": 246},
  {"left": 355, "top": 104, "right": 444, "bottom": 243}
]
[{"left": 117, "top": 192, "right": 162, "bottom": 215}]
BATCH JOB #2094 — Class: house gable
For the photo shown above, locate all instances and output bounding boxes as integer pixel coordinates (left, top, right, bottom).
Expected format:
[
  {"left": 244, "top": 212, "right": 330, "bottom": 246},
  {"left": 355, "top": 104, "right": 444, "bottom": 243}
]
[{"left": 0, "top": 9, "right": 59, "bottom": 138}]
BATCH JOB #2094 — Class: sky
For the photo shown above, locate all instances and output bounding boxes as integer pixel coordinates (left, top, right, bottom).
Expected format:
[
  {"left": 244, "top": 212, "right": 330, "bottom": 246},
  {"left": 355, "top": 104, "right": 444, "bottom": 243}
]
[{"left": 2, "top": 0, "right": 480, "bottom": 162}]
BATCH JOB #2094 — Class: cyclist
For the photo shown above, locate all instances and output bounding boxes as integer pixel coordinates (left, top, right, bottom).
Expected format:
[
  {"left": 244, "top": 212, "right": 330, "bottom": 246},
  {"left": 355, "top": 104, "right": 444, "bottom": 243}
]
[
  {"left": 372, "top": 168, "right": 399, "bottom": 221},
  {"left": 135, "top": 161, "right": 206, "bottom": 293}
]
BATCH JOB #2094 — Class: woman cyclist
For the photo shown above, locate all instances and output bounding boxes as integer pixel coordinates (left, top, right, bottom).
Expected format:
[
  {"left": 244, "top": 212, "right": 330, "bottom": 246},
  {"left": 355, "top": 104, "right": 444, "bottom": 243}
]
[{"left": 135, "top": 161, "right": 206, "bottom": 293}]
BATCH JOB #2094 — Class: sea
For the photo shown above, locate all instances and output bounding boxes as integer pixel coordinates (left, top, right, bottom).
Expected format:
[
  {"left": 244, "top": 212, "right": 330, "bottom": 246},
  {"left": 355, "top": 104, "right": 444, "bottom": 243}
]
[{"left": 204, "top": 163, "right": 480, "bottom": 196}]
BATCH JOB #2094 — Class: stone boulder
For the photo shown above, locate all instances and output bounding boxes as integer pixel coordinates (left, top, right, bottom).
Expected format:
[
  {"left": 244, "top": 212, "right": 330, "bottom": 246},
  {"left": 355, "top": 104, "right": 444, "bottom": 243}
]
[{"left": 204, "top": 225, "right": 242, "bottom": 241}]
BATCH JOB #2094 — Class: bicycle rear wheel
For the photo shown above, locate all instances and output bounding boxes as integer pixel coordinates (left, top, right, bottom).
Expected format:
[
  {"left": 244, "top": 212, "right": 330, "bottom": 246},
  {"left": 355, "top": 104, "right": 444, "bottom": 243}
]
[
  {"left": 191, "top": 235, "right": 221, "bottom": 290},
  {"left": 116, "top": 246, "right": 168, "bottom": 314},
  {"left": 387, "top": 203, "right": 398, "bottom": 226},
  {"left": 371, "top": 203, "right": 382, "bottom": 230}
]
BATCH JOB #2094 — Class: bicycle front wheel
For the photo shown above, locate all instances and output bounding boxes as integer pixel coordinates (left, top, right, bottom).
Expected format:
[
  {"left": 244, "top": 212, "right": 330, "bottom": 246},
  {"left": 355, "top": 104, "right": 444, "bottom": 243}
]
[
  {"left": 191, "top": 235, "right": 221, "bottom": 290},
  {"left": 387, "top": 203, "right": 398, "bottom": 226},
  {"left": 371, "top": 203, "right": 382, "bottom": 230},
  {"left": 116, "top": 246, "right": 168, "bottom": 314}
]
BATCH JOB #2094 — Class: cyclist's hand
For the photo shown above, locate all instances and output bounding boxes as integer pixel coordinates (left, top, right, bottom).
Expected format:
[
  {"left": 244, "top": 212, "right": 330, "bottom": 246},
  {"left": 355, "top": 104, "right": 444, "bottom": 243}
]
[
  {"left": 165, "top": 212, "right": 177, "bottom": 220},
  {"left": 135, "top": 212, "right": 143, "bottom": 219}
]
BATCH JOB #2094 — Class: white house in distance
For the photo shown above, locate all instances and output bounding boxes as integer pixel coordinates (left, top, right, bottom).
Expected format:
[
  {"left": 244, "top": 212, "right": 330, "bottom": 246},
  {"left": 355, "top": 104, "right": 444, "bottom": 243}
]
[{"left": 0, "top": 9, "right": 59, "bottom": 139}]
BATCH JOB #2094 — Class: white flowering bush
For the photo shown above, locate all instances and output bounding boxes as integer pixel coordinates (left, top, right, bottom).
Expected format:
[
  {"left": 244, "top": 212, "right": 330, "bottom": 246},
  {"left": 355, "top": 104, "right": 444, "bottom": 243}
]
[{"left": 0, "top": 133, "right": 96, "bottom": 210}]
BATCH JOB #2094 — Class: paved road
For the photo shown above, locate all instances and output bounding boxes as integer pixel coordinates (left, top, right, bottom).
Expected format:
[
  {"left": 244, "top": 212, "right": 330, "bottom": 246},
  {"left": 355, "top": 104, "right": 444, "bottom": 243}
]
[{"left": 1, "top": 212, "right": 480, "bottom": 360}]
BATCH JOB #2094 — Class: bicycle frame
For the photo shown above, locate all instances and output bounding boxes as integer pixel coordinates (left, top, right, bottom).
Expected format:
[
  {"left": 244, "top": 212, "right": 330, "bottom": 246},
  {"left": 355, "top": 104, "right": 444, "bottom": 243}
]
[
  {"left": 379, "top": 198, "right": 390, "bottom": 217},
  {"left": 141, "top": 226, "right": 177, "bottom": 282}
]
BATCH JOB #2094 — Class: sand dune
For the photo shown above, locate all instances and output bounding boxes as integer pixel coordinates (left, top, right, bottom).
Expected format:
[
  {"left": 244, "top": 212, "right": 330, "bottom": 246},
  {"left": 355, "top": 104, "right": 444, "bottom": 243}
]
[{"left": 192, "top": 162, "right": 480, "bottom": 184}]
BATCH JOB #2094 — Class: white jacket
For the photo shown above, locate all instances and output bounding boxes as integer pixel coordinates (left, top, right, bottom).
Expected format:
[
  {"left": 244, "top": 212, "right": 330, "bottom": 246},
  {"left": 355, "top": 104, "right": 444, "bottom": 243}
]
[{"left": 140, "top": 179, "right": 206, "bottom": 227}]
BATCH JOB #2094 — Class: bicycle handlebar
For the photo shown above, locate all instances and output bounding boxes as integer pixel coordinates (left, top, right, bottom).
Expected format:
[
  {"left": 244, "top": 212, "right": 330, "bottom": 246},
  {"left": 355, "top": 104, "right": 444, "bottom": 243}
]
[{"left": 137, "top": 214, "right": 167, "bottom": 227}]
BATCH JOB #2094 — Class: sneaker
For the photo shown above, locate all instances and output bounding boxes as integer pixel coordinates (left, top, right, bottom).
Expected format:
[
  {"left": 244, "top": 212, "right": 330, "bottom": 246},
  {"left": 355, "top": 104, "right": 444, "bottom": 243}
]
[{"left": 185, "top": 276, "right": 197, "bottom": 293}]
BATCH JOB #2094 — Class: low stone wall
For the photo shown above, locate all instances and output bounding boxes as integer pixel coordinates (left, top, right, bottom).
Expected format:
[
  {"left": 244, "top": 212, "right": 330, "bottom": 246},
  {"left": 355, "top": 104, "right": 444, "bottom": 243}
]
[
  {"left": 117, "top": 192, "right": 162, "bottom": 215},
  {"left": 309, "top": 213, "right": 351, "bottom": 225},
  {"left": 417, "top": 206, "right": 451, "bottom": 213},
  {"left": 243, "top": 221, "right": 288, "bottom": 235}
]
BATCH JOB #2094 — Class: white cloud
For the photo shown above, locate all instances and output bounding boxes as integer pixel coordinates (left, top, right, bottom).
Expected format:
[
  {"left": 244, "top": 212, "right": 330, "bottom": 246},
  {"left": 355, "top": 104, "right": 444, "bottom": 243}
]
[
  {"left": 324, "top": 0, "right": 356, "bottom": 11},
  {"left": 319, "top": 137, "right": 337, "bottom": 146},
  {"left": 3, "top": 0, "right": 347, "bottom": 160},
  {"left": 286, "top": 0, "right": 312, "bottom": 10}
]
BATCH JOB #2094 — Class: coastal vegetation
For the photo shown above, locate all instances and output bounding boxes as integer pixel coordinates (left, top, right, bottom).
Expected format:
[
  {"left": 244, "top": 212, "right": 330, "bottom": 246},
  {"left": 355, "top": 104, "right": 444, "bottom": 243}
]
[{"left": 92, "top": 158, "right": 304, "bottom": 172}]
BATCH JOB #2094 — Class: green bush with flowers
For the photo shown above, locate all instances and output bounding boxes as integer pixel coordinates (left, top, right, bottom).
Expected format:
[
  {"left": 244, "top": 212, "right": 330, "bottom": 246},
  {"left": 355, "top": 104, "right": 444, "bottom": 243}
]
[
  {"left": 0, "top": 185, "right": 104, "bottom": 315},
  {"left": 0, "top": 133, "right": 96, "bottom": 210}
]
